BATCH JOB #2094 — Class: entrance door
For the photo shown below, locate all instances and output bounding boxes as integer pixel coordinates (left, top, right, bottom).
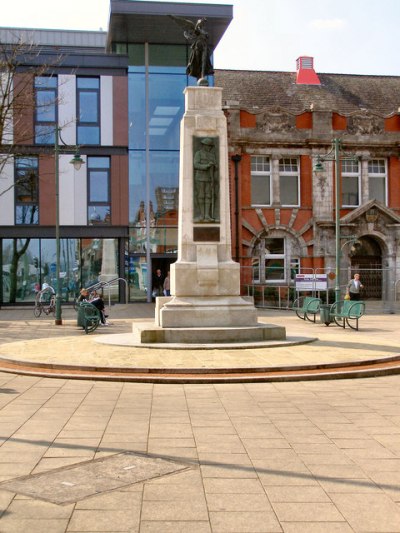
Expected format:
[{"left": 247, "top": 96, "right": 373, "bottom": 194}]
[
  {"left": 151, "top": 257, "right": 176, "bottom": 297},
  {"left": 350, "top": 237, "right": 382, "bottom": 299}
]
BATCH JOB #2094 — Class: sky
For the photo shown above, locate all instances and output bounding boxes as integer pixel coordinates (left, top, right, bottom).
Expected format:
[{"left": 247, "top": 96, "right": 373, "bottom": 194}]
[{"left": 2, "top": 0, "right": 399, "bottom": 76}]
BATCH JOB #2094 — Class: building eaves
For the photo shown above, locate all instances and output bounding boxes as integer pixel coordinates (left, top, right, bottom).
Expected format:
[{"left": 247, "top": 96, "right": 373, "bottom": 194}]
[{"left": 107, "top": 0, "right": 232, "bottom": 50}]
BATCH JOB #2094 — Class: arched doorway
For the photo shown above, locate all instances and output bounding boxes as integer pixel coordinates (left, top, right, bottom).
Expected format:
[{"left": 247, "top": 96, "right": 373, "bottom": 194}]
[{"left": 349, "top": 236, "right": 382, "bottom": 299}]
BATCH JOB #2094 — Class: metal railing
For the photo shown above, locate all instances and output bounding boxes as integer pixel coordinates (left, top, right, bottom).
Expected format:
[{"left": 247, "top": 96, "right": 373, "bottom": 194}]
[
  {"left": 241, "top": 266, "right": 399, "bottom": 313},
  {"left": 86, "top": 277, "right": 128, "bottom": 311}
]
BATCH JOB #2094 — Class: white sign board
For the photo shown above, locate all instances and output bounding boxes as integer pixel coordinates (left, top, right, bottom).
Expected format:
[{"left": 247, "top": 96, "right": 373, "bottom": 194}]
[{"left": 295, "top": 274, "right": 327, "bottom": 291}]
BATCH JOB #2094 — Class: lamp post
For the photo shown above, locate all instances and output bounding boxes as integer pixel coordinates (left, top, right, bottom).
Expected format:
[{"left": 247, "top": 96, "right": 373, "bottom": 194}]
[
  {"left": 54, "top": 126, "right": 84, "bottom": 325},
  {"left": 314, "top": 138, "right": 357, "bottom": 303}
]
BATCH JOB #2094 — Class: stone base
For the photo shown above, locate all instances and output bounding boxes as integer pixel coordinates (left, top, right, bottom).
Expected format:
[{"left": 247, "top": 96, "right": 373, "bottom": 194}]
[
  {"left": 132, "top": 322, "right": 286, "bottom": 345},
  {"left": 156, "top": 295, "right": 258, "bottom": 328}
]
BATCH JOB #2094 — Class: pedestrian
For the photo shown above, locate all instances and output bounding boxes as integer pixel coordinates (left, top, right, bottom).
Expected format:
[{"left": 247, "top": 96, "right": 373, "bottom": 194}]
[
  {"left": 152, "top": 268, "right": 164, "bottom": 298},
  {"left": 77, "top": 288, "right": 89, "bottom": 303},
  {"left": 346, "top": 273, "right": 364, "bottom": 301},
  {"left": 163, "top": 271, "right": 170, "bottom": 296},
  {"left": 40, "top": 282, "right": 55, "bottom": 302},
  {"left": 90, "top": 290, "right": 108, "bottom": 325}
]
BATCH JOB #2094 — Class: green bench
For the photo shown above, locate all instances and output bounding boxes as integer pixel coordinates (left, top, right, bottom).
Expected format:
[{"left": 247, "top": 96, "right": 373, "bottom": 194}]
[
  {"left": 77, "top": 302, "right": 101, "bottom": 334},
  {"left": 292, "top": 296, "right": 321, "bottom": 323},
  {"left": 329, "top": 300, "right": 365, "bottom": 330}
]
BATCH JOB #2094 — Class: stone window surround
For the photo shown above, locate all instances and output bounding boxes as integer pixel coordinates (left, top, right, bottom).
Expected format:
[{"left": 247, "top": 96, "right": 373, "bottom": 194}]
[{"left": 250, "top": 154, "right": 300, "bottom": 207}]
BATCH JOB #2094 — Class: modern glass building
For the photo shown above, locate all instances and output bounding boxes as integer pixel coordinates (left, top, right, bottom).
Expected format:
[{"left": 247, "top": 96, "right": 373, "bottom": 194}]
[
  {"left": 0, "top": 1, "right": 232, "bottom": 305},
  {"left": 107, "top": 0, "right": 232, "bottom": 301}
]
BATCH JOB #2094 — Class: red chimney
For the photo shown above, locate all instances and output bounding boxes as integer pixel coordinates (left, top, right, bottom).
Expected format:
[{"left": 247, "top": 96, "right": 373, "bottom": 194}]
[{"left": 296, "top": 56, "right": 321, "bottom": 85}]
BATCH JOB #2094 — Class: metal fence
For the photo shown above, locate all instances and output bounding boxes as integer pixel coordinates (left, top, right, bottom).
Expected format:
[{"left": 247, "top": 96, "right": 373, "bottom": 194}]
[{"left": 241, "top": 266, "right": 399, "bottom": 313}]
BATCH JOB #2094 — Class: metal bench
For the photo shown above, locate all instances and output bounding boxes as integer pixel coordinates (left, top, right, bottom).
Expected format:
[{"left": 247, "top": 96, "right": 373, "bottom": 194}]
[
  {"left": 292, "top": 296, "right": 321, "bottom": 323},
  {"left": 77, "top": 302, "right": 101, "bottom": 334},
  {"left": 329, "top": 300, "right": 365, "bottom": 330}
]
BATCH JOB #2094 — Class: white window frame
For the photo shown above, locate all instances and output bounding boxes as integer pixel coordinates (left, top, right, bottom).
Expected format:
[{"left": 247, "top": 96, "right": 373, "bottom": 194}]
[
  {"left": 368, "top": 158, "right": 387, "bottom": 205},
  {"left": 279, "top": 157, "right": 300, "bottom": 207},
  {"left": 251, "top": 156, "right": 272, "bottom": 206},
  {"left": 252, "top": 237, "right": 288, "bottom": 284},
  {"left": 341, "top": 159, "right": 360, "bottom": 208}
]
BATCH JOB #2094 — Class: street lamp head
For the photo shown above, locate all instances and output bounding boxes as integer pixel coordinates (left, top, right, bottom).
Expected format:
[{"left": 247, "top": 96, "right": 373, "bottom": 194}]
[
  {"left": 314, "top": 155, "right": 324, "bottom": 173},
  {"left": 69, "top": 151, "right": 85, "bottom": 171}
]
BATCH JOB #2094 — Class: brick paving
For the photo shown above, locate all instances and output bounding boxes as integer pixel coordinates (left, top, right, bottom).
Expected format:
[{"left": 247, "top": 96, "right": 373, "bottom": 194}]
[{"left": 0, "top": 303, "right": 399, "bottom": 531}]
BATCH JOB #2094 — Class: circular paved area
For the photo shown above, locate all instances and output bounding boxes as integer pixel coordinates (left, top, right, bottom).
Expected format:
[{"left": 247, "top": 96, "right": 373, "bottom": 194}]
[{"left": 0, "top": 305, "right": 399, "bottom": 381}]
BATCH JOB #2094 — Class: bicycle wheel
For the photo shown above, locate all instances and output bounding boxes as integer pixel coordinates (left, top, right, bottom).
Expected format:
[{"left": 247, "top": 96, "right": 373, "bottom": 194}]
[{"left": 34, "top": 305, "right": 42, "bottom": 318}]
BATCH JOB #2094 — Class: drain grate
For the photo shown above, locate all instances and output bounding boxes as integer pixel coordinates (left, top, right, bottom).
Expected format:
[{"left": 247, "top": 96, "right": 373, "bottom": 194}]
[{"left": 0, "top": 452, "right": 191, "bottom": 504}]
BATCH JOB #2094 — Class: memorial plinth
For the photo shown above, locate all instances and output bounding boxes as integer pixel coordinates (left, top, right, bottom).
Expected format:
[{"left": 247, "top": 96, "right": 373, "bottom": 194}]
[{"left": 136, "top": 86, "right": 286, "bottom": 345}]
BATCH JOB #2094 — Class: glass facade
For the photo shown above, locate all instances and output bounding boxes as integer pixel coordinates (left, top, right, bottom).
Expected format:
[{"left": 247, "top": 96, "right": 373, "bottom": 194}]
[
  {"left": 15, "top": 156, "right": 39, "bottom": 225},
  {"left": 126, "top": 42, "right": 213, "bottom": 297},
  {"left": 2, "top": 32, "right": 216, "bottom": 305},
  {"left": 88, "top": 157, "right": 111, "bottom": 225},
  {"left": 34, "top": 76, "right": 57, "bottom": 144},
  {"left": 77, "top": 77, "right": 100, "bottom": 145},
  {"left": 1, "top": 238, "right": 119, "bottom": 304}
]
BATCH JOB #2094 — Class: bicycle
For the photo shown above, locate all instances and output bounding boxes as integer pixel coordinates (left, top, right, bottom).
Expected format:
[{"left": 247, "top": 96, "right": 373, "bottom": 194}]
[{"left": 34, "top": 289, "right": 56, "bottom": 317}]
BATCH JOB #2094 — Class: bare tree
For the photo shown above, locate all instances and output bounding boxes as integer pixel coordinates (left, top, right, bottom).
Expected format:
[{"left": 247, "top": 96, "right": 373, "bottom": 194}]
[
  {"left": 0, "top": 31, "right": 61, "bottom": 196},
  {"left": 0, "top": 32, "right": 62, "bottom": 302}
]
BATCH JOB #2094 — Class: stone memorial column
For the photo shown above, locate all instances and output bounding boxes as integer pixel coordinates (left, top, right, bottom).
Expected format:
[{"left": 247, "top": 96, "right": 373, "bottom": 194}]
[{"left": 158, "top": 86, "right": 258, "bottom": 328}]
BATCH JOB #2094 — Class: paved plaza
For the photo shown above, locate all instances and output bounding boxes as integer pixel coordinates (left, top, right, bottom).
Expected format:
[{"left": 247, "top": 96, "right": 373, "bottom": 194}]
[{"left": 0, "top": 303, "right": 399, "bottom": 532}]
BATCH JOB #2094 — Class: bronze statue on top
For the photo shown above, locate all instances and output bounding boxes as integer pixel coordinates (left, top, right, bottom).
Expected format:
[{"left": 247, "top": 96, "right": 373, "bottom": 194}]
[{"left": 169, "top": 15, "right": 214, "bottom": 86}]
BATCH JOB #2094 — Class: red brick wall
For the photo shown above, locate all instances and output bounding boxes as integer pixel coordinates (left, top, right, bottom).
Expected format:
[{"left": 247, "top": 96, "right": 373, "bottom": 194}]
[
  {"left": 385, "top": 115, "right": 400, "bottom": 132},
  {"left": 113, "top": 76, "right": 129, "bottom": 146},
  {"left": 296, "top": 112, "right": 312, "bottom": 129},
  {"left": 241, "top": 155, "right": 252, "bottom": 206},
  {"left": 39, "top": 156, "right": 56, "bottom": 225},
  {"left": 240, "top": 111, "right": 256, "bottom": 128},
  {"left": 389, "top": 156, "right": 400, "bottom": 208},
  {"left": 332, "top": 113, "right": 347, "bottom": 131},
  {"left": 300, "top": 155, "right": 312, "bottom": 207},
  {"left": 13, "top": 73, "right": 34, "bottom": 144},
  {"left": 111, "top": 155, "right": 129, "bottom": 225}
]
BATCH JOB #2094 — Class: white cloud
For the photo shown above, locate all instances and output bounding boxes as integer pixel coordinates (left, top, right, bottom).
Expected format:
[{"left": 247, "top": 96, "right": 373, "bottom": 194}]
[{"left": 310, "top": 18, "right": 347, "bottom": 30}]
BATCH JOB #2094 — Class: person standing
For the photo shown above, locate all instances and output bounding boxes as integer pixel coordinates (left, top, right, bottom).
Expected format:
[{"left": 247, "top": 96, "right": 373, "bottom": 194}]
[
  {"left": 152, "top": 268, "right": 165, "bottom": 298},
  {"left": 163, "top": 271, "right": 170, "bottom": 296},
  {"left": 346, "top": 273, "right": 364, "bottom": 300}
]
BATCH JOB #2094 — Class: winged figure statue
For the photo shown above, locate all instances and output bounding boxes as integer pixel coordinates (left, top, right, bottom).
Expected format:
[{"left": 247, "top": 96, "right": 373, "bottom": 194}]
[{"left": 169, "top": 15, "right": 214, "bottom": 85}]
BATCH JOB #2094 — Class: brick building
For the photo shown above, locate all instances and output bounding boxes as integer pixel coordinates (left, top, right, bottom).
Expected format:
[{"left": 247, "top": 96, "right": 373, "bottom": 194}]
[
  {"left": 216, "top": 58, "right": 400, "bottom": 303},
  {"left": 1, "top": 1, "right": 400, "bottom": 307}
]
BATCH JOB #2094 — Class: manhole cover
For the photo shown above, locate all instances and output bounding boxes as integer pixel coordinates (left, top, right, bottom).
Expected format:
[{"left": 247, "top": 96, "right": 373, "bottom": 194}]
[{"left": 0, "top": 452, "right": 191, "bottom": 504}]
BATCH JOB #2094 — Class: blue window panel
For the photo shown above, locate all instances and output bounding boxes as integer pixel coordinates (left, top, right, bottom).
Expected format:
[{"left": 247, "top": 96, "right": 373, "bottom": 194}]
[
  {"left": 129, "top": 150, "right": 179, "bottom": 224},
  {"left": 77, "top": 126, "right": 100, "bottom": 145},
  {"left": 35, "top": 124, "right": 56, "bottom": 145},
  {"left": 77, "top": 78, "right": 99, "bottom": 89},
  {"left": 128, "top": 74, "right": 146, "bottom": 150},
  {"left": 148, "top": 74, "right": 186, "bottom": 150},
  {"left": 78, "top": 92, "right": 99, "bottom": 123},
  {"left": 149, "top": 151, "right": 179, "bottom": 197},
  {"left": 35, "top": 77, "right": 57, "bottom": 88},
  {"left": 16, "top": 205, "right": 38, "bottom": 225},
  {"left": 128, "top": 73, "right": 186, "bottom": 151},
  {"left": 88, "top": 206, "right": 111, "bottom": 225},
  {"left": 89, "top": 171, "right": 109, "bottom": 202},
  {"left": 88, "top": 157, "right": 110, "bottom": 169},
  {"left": 36, "top": 90, "right": 56, "bottom": 122},
  {"left": 129, "top": 151, "right": 146, "bottom": 223},
  {"left": 16, "top": 157, "right": 38, "bottom": 170}
]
